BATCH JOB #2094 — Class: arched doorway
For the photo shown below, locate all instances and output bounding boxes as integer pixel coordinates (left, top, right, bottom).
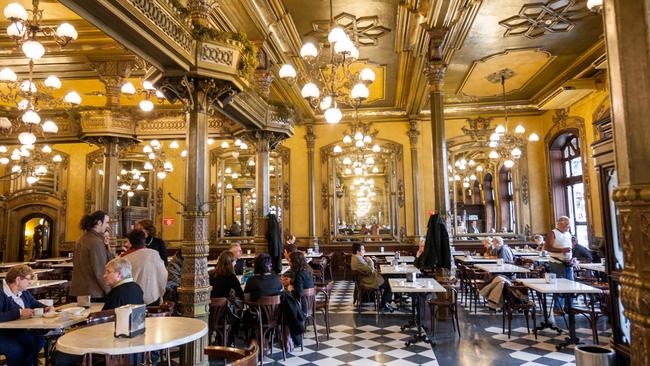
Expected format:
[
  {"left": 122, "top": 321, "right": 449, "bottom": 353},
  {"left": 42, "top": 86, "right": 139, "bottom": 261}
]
[{"left": 19, "top": 214, "right": 54, "bottom": 261}]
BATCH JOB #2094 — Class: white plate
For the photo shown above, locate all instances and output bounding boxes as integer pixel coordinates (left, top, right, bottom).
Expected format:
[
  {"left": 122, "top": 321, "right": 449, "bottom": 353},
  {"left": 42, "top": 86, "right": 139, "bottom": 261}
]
[
  {"left": 61, "top": 306, "right": 85, "bottom": 316},
  {"left": 43, "top": 311, "right": 58, "bottom": 318}
]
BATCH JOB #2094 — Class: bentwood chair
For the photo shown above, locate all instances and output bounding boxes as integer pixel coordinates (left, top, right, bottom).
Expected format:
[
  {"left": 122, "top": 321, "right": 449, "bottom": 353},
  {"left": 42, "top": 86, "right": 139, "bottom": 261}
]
[
  {"left": 502, "top": 283, "right": 537, "bottom": 339},
  {"left": 315, "top": 281, "right": 334, "bottom": 339},
  {"left": 429, "top": 285, "right": 461, "bottom": 338},
  {"left": 204, "top": 339, "right": 258, "bottom": 366},
  {"left": 245, "top": 295, "right": 285, "bottom": 364},
  {"left": 351, "top": 270, "right": 381, "bottom": 313},
  {"left": 209, "top": 297, "right": 230, "bottom": 346},
  {"left": 301, "top": 287, "right": 319, "bottom": 350}
]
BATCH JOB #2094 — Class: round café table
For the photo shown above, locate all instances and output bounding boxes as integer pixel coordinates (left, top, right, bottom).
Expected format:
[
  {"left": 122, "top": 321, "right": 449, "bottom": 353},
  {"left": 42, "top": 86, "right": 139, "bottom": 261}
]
[{"left": 55, "top": 317, "right": 207, "bottom": 356}]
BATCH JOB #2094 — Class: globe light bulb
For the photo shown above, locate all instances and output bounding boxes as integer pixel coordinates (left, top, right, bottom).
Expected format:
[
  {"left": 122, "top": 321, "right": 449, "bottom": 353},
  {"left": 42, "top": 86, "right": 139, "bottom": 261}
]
[
  {"left": 470, "top": 174, "right": 477, "bottom": 180},
  {"left": 528, "top": 133, "right": 540, "bottom": 142},
  {"left": 0, "top": 68, "right": 17, "bottom": 82},
  {"left": 18, "top": 132, "right": 36, "bottom": 145},
  {"left": 328, "top": 27, "right": 347, "bottom": 44},
  {"left": 155, "top": 90, "right": 165, "bottom": 99},
  {"left": 56, "top": 23, "right": 78, "bottom": 40},
  {"left": 22, "top": 40, "right": 45, "bottom": 60},
  {"left": 225, "top": 167, "right": 232, "bottom": 174},
  {"left": 4, "top": 3, "right": 28, "bottom": 21},
  {"left": 240, "top": 143, "right": 248, "bottom": 150},
  {"left": 64, "top": 91, "right": 82, "bottom": 105},
  {"left": 514, "top": 125, "right": 525, "bottom": 134},
  {"left": 44, "top": 75, "right": 62, "bottom": 89},
  {"left": 324, "top": 107, "right": 342, "bottom": 124},
  {"left": 11, "top": 165, "right": 21, "bottom": 172},
  {"left": 156, "top": 171, "right": 167, "bottom": 179},
  {"left": 181, "top": 150, "right": 187, "bottom": 157},
  {"left": 35, "top": 165, "right": 47, "bottom": 175},
  {"left": 169, "top": 140, "right": 179, "bottom": 149},
  {"left": 52, "top": 154, "right": 62, "bottom": 162},
  {"left": 489, "top": 133, "right": 500, "bottom": 142},
  {"left": 320, "top": 96, "right": 333, "bottom": 111},
  {"left": 143, "top": 145, "right": 153, "bottom": 153},
  {"left": 22, "top": 110, "right": 40, "bottom": 124},
  {"left": 489, "top": 150, "right": 499, "bottom": 159},
  {"left": 587, "top": 0, "right": 603, "bottom": 11},
  {"left": 359, "top": 68, "right": 376, "bottom": 83},
  {"left": 279, "top": 64, "right": 297, "bottom": 79},
  {"left": 477, "top": 165, "right": 484, "bottom": 172},
  {"left": 372, "top": 144, "right": 381, "bottom": 153},
  {"left": 20, "top": 80, "right": 36, "bottom": 93},
  {"left": 225, "top": 183, "right": 233, "bottom": 189},
  {"left": 0, "top": 158, "right": 8, "bottom": 165},
  {"left": 343, "top": 135, "right": 352, "bottom": 144},
  {"left": 142, "top": 80, "right": 155, "bottom": 91},
  {"left": 136, "top": 184, "right": 144, "bottom": 190},
  {"left": 232, "top": 173, "right": 239, "bottom": 179},
  {"left": 363, "top": 135, "right": 372, "bottom": 144},
  {"left": 511, "top": 147, "right": 522, "bottom": 159},
  {"left": 248, "top": 159, "right": 255, "bottom": 166},
  {"left": 355, "top": 140, "right": 364, "bottom": 148},
  {"left": 127, "top": 191, "right": 135, "bottom": 197},
  {"left": 351, "top": 83, "right": 369, "bottom": 100},
  {"left": 144, "top": 162, "right": 154, "bottom": 170},
  {"left": 26, "top": 176, "right": 38, "bottom": 185},
  {"left": 488, "top": 141, "right": 498, "bottom": 148},
  {"left": 372, "top": 166, "right": 379, "bottom": 173},
  {"left": 300, "top": 42, "right": 318, "bottom": 59},
  {"left": 349, "top": 46, "right": 359, "bottom": 60},
  {"left": 0, "top": 146, "right": 6, "bottom": 153},
  {"left": 139, "top": 100, "right": 154, "bottom": 112},
  {"left": 343, "top": 157, "right": 352, "bottom": 165},
  {"left": 17, "top": 99, "right": 29, "bottom": 110},
  {"left": 150, "top": 139, "right": 160, "bottom": 147},
  {"left": 334, "top": 37, "right": 354, "bottom": 54},
  {"left": 301, "top": 82, "right": 320, "bottom": 100},
  {"left": 6, "top": 22, "right": 25, "bottom": 37},
  {"left": 148, "top": 153, "right": 156, "bottom": 160},
  {"left": 163, "top": 161, "right": 173, "bottom": 171},
  {"left": 121, "top": 82, "right": 136, "bottom": 95},
  {"left": 333, "top": 145, "right": 342, "bottom": 153},
  {"left": 42, "top": 120, "right": 58, "bottom": 133},
  {"left": 495, "top": 125, "right": 506, "bottom": 134},
  {"left": 504, "top": 159, "right": 515, "bottom": 168}
]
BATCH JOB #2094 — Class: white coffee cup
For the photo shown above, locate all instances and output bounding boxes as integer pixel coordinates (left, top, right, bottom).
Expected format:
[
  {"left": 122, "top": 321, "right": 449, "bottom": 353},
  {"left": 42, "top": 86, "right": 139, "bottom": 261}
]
[
  {"left": 496, "top": 259, "right": 504, "bottom": 266},
  {"left": 33, "top": 308, "right": 43, "bottom": 317},
  {"left": 380, "top": 246, "right": 384, "bottom": 253},
  {"left": 246, "top": 249, "right": 251, "bottom": 255},
  {"left": 307, "top": 248, "right": 313, "bottom": 255},
  {"left": 427, "top": 280, "right": 433, "bottom": 288},
  {"left": 40, "top": 299, "right": 54, "bottom": 307}
]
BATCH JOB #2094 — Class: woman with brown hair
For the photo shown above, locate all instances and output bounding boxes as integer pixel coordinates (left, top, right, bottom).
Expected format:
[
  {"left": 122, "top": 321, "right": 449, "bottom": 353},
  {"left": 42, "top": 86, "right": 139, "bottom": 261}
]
[
  {"left": 136, "top": 219, "right": 168, "bottom": 266},
  {"left": 209, "top": 250, "right": 244, "bottom": 299}
]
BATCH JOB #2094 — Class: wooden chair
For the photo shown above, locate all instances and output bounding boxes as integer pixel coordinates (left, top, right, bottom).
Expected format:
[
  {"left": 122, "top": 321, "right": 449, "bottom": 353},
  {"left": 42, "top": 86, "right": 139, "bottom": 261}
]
[
  {"left": 351, "top": 270, "right": 381, "bottom": 313},
  {"left": 429, "top": 285, "right": 461, "bottom": 338},
  {"left": 570, "top": 282, "right": 609, "bottom": 344},
  {"left": 310, "top": 257, "right": 327, "bottom": 283},
  {"left": 503, "top": 283, "right": 537, "bottom": 339},
  {"left": 315, "top": 281, "right": 334, "bottom": 339},
  {"left": 324, "top": 252, "right": 335, "bottom": 281},
  {"left": 146, "top": 300, "right": 175, "bottom": 317},
  {"left": 204, "top": 339, "right": 258, "bottom": 366},
  {"left": 300, "top": 287, "right": 318, "bottom": 350},
  {"left": 244, "top": 295, "right": 285, "bottom": 363},
  {"left": 209, "top": 297, "right": 230, "bottom": 346},
  {"left": 343, "top": 252, "right": 352, "bottom": 280},
  {"left": 77, "top": 310, "right": 132, "bottom": 366}
]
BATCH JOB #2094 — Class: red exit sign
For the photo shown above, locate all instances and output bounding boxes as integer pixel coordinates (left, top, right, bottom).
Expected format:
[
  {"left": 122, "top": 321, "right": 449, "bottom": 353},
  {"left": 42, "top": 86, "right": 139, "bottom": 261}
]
[{"left": 163, "top": 218, "right": 175, "bottom": 226}]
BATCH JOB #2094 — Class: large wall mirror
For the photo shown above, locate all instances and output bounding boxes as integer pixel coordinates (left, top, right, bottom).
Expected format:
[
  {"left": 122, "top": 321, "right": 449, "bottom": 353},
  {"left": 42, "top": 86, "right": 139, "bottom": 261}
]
[
  {"left": 320, "top": 137, "right": 406, "bottom": 243},
  {"left": 209, "top": 141, "right": 290, "bottom": 243}
]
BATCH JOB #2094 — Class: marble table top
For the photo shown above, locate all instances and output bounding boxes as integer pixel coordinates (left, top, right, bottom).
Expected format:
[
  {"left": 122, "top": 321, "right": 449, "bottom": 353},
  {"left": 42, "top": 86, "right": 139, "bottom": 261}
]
[
  {"left": 388, "top": 278, "right": 446, "bottom": 293},
  {"left": 380, "top": 264, "right": 421, "bottom": 275},
  {"left": 512, "top": 251, "right": 540, "bottom": 257},
  {"left": 385, "top": 256, "right": 415, "bottom": 263},
  {"left": 455, "top": 256, "right": 498, "bottom": 264},
  {"left": 28, "top": 279, "right": 67, "bottom": 290},
  {"left": 35, "top": 257, "right": 72, "bottom": 263},
  {"left": 518, "top": 278, "right": 603, "bottom": 294},
  {"left": 474, "top": 263, "right": 530, "bottom": 273},
  {"left": 0, "top": 268, "right": 53, "bottom": 278},
  {"left": 365, "top": 251, "right": 396, "bottom": 256},
  {"left": 578, "top": 263, "right": 606, "bottom": 273},
  {"left": 0, "top": 261, "right": 36, "bottom": 269},
  {"left": 0, "top": 302, "right": 104, "bottom": 330},
  {"left": 55, "top": 317, "right": 208, "bottom": 356}
]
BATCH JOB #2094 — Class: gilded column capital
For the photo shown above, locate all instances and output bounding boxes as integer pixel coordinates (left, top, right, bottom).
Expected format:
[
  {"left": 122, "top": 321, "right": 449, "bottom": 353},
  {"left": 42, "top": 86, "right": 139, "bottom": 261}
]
[
  {"left": 158, "top": 76, "right": 238, "bottom": 115},
  {"left": 254, "top": 70, "right": 274, "bottom": 97},
  {"left": 424, "top": 62, "right": 447, "bottom": 91},
  {"left": 88, "top": 59, "right": 142, "bottom": 107},
  {"left": 407, "top": 120, "right": 420, "bottom": 146}
]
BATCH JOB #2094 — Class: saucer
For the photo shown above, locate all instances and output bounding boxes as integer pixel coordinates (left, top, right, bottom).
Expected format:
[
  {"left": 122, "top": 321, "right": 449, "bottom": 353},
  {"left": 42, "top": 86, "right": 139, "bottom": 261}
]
[{"left": 43, "top": 311, "right": 58, "bottom": 318}]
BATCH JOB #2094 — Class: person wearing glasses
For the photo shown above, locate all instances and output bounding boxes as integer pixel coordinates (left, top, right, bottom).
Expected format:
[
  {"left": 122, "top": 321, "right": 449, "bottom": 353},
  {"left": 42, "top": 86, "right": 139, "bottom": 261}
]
[{"left": 0, "top": 265, "right": 53, "bottom": 366}]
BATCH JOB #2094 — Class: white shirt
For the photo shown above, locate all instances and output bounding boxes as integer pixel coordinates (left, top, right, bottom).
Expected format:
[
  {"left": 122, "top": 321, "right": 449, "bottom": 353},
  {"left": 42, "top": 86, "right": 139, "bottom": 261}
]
[
  {"left": 2, "top": 279, "right": 25, "bottom": 309},
  {"left": 550, "top": 228, "right": 573, "bottom": 262}
]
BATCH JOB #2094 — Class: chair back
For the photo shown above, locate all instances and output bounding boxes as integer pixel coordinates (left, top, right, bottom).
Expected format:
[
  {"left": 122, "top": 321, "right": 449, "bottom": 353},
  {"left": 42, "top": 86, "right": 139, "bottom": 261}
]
[
  {"left": 244, "top": 295, "right": 281, "bottom": 327},
  {"left": 302, "top": 287, "right": 317, "bottom": 317},
  {"left": 504, "top": 283, "right": 531, "bottom": 308},
  {"left": 84, "top": 309, "right": 116, "bottom": 327},
  {"left": 204, "top": 339, "right": 258, "bottom": 366}
]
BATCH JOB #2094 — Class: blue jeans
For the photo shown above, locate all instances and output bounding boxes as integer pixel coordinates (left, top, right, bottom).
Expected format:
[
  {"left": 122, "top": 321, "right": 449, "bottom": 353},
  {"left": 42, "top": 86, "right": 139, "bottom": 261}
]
[
  {"left": 0, "top": 331, "right": 44, "bottom": 366},
  {"left": 549, "top": 262, "right": 574, "bottom": 309}
]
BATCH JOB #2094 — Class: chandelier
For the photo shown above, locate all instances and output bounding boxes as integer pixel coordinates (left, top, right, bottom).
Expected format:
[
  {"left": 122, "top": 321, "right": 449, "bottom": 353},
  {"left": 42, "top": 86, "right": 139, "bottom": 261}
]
[
  {"left": 449, "top": 158, "right": 485, "bottom": 188},
  {"left": 0, "top": 144, "right": 62, "bottom": 184},
  {"left": 331, "top": 115, "right": 382, "bottom": 176},
  {"left": 278, "top": 0, "right": 376, "bottom": 124},
  {"left": 0, "top": 1, "right": 81, "bottom": 145},
  {"left": 486, "top": 69, "right": 539, "bottom": 168},
  {"left": 119, "top": 80, "right": 167, "bottom": 112},
  {"left": 350, "top": 178, "right": 376, "bottom": 218},
  {"left": 142, "top": 140, "right": 186, "bottom": 179},
  {"left": 118, "top": 167, "right": 147, "bottom": 198}
]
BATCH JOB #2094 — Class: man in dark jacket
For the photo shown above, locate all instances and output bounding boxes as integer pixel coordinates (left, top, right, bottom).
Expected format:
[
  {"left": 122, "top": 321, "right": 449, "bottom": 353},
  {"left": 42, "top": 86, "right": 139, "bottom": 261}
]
[
  {"left": 572, "top": 236, "right": 594, "bottom": 263},
  {"left": 102, "top": 257, "right": 145, "bottom": 310},
  {"left": 0, "top": 265, "right": 51, "bottom": 366}
]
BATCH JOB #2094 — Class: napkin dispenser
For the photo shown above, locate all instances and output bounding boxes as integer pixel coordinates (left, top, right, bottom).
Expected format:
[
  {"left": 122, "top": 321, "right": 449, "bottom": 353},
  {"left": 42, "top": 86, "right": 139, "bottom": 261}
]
[
  {"left": 114, "top": 304, "right": 146, "bottom": 338},
  {"left": 405, "top": 271, "right": 417, "bottom": 282}
]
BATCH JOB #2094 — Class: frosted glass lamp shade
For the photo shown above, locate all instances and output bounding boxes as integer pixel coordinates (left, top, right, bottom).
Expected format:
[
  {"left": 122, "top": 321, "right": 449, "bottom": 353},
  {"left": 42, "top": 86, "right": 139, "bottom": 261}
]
[
  {"left": 4, "top": 3, "right": 28, "bottom": 20},
  {"left": 22, "top": 41, "right": 45, "bottom": 60},
  {"left": 56, "top": 23, "right": 78, "bottom": 40}
]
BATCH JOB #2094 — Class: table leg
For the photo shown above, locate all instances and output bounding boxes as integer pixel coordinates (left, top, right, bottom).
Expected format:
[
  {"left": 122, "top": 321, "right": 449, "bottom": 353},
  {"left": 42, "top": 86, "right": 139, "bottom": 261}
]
[
  {"left": 533, "top": 291, "right": 562, "bottom": 334},
  {"left": 557, "top": 294, "right": 582, "bottom": 350},
  {"left": 403, "top": 294, "right": 435, "bottom": 348}
]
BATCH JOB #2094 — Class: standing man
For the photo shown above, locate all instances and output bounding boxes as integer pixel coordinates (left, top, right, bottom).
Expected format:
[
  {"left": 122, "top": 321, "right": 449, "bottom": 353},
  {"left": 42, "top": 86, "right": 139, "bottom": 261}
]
[
  {"left": 544, "top": 216, "right": 574, "bottom": 314},
  {"left": 470, "top": 220, "right": 480, "bottom": 234},
  {"left": 70, "top": 211, "right": 111, "bottom": 301}
]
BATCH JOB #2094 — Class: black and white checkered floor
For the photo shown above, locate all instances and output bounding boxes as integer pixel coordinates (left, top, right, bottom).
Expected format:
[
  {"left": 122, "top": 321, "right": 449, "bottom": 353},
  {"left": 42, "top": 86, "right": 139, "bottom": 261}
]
[{"left": 197, "top": 280, "right": 613, "bottom": 365}]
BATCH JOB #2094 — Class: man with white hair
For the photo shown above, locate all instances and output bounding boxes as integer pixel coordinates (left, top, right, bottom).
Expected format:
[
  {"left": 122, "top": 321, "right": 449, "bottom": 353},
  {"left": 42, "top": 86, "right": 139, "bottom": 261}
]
[
  {"left": 492, "top": 237, "right": 514, "bottom": 264},
  {"left": 544, "top": 216, "right": 574, "bottom": 313},
  {"left": 102, "top": 257, "right": 144, "bottom": 310}
]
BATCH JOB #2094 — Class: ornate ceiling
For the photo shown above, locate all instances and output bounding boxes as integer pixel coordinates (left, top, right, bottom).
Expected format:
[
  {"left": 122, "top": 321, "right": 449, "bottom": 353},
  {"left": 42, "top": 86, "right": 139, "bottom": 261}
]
[{"left": 0, "top": 0, "right": 606, "bottom": 128}]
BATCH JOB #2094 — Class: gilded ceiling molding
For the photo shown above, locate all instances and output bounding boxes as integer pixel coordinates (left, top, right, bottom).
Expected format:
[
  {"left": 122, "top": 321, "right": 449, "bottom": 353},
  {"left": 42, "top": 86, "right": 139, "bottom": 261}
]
[
  {"left": 499, "top": 0, "right": 591, "bottom": 39},
  {"left": 455, "top": 48, "right": 555, "bottom": 97},
  {"left": 305, "top": 13, "right": 391, "bottom": 46}
]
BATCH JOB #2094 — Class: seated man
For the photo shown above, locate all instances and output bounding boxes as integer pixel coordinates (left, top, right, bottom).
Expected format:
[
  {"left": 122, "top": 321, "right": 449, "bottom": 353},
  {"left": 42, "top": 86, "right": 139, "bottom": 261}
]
[
  {"left": 493, "top": 237, "right": 514, "bottom": 264},
  {"left": 350, "top": 243, "right": 393, "bottom": 311},
  {"left": 572, "top": 236, "right": 594, "bottom": 263},
  {"left": 102, "top": 257, "right": 145, "bottom": 310},
  {"left": 283, "top": 243, "right": 297, "bottom": 261},
  {"left": 0, "top": 265, "right": 52, "bottom": 366}
]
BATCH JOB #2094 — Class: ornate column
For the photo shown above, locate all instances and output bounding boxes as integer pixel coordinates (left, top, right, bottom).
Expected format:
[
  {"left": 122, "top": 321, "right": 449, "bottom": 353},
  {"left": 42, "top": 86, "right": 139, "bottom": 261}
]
[
  {"left": 305, "top": 123, "right": 318, "bottom": 247},
  {"left": 252, "top": 131, "right": 271, "bottom": 253},
  {"left": 101, "top": 139, "right": 120, "bottom": 234},
  {"left": 604, "top": 1, "right": 650, "bottom": 363},
  {"left": 407, "top": 120, "right": 422, "bottom": 240},
  {"left": 424, "top": 29, "right": 451, "bottom": 225}
]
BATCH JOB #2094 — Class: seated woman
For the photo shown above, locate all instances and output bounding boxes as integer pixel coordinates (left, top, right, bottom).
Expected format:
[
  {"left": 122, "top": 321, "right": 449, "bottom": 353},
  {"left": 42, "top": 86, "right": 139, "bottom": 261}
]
[
  {"left": 210, "top": 251, "right": 244, "bottom": 299},
  {"left": 244, "top": 253, "right": 282, "bottom": 301},
  {"left": 0, "top": 265, "right": 52, "bottom": 366},
  {"left": 482, "top": 237, "right": 495, "bottom": 256}
]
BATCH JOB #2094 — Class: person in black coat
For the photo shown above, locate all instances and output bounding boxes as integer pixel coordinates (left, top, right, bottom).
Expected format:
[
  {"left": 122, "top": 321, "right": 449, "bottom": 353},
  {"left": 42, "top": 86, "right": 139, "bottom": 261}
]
[
  {"left": 416, "top": 213, "right": 451, "bottom": 270},
  {"left": 266, "top": 214, "right": 283, "bottom": 274},
  {"left": 210, "top": 251, "right": 244, "bottom": 299},
  {"left": 137, "top": 219, "right": 168, "bottom": 266},
  {"left": 0, "top": 265, "right": 51, "bottom": 366},
  {"left": 572, "top": 236, "right": 594, "bottom": 263},
  {"left": 282, "top": 251, "right": 314, "bottom": 347},
  {"left": 244, "top": 253, "right": 282, "bottom": 301},
  {"left": 102, "top": 257, "right": 145, "bottom": 310}
]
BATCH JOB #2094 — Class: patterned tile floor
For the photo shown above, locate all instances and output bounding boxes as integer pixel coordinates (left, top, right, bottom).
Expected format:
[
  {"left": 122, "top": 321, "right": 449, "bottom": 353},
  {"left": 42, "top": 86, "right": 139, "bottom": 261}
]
[{"left": 178, "top": 280, "right": 612, "bottom": 365}]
